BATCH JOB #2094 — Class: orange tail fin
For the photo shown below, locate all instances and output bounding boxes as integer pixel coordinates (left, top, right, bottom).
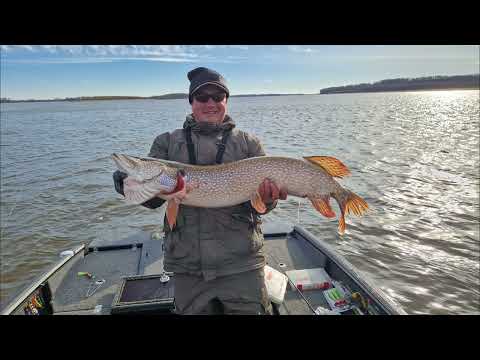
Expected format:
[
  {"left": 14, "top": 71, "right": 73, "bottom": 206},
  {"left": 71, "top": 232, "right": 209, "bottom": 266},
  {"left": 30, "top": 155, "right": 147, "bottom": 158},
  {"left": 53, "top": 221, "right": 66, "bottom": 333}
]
[{"left": 336, "top": 191, "right": 368, "bottom": 235}]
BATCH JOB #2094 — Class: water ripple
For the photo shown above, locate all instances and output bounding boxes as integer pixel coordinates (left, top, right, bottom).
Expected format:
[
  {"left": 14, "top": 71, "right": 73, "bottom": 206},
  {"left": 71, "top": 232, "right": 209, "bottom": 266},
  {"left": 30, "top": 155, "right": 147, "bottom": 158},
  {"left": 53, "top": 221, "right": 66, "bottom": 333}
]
[{"left": 1, "top": 92, "right": 479, "bottom": 313}]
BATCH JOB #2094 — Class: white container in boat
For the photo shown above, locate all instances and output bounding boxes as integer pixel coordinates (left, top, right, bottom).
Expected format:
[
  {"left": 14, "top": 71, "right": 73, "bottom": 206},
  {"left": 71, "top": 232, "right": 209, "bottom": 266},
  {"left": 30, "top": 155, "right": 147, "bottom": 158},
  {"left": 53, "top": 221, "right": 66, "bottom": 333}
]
[
  {"left": 285, "top": 268, "right": 332, "bottom": 291},
  {"left": 264, "top": 265, "right": 288, "bottom": 304}
]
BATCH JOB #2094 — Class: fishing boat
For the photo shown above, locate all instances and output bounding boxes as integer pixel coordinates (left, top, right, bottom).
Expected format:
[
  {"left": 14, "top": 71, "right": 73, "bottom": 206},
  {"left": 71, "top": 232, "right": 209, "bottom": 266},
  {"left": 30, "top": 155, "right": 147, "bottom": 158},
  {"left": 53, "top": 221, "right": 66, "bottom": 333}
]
[{"left": 1, "top": 220, "right": 407, "bottom": 315}]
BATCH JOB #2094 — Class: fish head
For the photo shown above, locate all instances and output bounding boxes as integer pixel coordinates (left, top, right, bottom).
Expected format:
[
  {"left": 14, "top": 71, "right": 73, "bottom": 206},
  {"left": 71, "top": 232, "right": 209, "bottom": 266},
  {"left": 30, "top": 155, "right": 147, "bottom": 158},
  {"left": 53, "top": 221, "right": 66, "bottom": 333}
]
[
  {"left": 112, "top": 154, "right": 181, "bottom": 201},
  {"left": 111, "top": 153, "right": 175, "bottom": 183}
]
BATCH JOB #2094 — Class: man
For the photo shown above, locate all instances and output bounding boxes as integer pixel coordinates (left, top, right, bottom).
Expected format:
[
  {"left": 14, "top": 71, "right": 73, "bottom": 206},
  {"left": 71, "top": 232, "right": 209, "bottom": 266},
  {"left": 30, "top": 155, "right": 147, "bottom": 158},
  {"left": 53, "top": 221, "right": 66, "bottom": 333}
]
[{"left": 113, "top": 67, "right": 287, "bottom": 314}]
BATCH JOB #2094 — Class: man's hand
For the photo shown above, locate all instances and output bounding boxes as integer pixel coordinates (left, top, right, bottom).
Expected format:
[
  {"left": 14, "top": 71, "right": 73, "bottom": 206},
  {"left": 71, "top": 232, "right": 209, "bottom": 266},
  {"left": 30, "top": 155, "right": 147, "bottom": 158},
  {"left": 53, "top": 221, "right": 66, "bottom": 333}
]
[
  {"left": 156, "top": 170, "right": 197, "bottom": 204},
  {"left": 258, "top": 178, "right": 287, "bottom": 204},
  {"left": 113, "top": 171, "right": 128, "bottom": 196}
]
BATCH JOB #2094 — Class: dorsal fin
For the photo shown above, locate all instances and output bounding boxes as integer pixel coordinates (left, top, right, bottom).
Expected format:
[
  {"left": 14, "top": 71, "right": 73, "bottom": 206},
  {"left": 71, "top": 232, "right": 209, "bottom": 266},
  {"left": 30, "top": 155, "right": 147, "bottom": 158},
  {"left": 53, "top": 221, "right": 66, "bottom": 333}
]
[{"left": 303, "top": 156, "right": 351, "bottom": 178}]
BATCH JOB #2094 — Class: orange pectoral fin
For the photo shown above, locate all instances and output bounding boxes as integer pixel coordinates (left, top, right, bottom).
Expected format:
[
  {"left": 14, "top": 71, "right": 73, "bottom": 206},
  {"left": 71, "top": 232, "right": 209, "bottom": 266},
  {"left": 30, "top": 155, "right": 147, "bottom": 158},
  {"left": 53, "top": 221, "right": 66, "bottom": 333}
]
[
  {"left": 303, "top": 156, "right": 351, "bottom": 178},
  {"left": 250, "top": 191, "right": 267, "bottom": 214},
  {"left": 309, "top": 196, "right": 336, "bottom": 218},
  {"left": 166, "top": 200, "right": 179, "bottom": 230}
]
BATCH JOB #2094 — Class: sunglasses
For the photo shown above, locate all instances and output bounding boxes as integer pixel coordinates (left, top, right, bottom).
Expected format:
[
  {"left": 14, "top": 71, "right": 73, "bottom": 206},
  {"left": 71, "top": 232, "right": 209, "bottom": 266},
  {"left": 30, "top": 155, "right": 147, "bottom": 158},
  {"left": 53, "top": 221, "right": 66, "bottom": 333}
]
[{"left": 194, "top": 92, "right": 226, "bottom": 103}]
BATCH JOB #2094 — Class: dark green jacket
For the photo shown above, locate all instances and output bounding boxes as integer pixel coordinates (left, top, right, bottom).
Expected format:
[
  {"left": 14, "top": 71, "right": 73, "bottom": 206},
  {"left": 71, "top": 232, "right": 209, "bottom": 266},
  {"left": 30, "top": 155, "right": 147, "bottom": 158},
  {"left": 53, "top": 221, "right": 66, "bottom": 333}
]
[{"left": 148, "top": 114, "right": 276, "bottom": 281}]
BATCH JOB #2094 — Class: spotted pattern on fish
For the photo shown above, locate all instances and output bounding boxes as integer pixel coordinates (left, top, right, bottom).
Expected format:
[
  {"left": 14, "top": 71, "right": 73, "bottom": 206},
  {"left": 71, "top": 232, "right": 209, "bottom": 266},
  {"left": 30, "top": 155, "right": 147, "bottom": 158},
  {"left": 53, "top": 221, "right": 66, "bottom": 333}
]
[{"left": 111, "top": 153, "right": 369, "bottom": 234}]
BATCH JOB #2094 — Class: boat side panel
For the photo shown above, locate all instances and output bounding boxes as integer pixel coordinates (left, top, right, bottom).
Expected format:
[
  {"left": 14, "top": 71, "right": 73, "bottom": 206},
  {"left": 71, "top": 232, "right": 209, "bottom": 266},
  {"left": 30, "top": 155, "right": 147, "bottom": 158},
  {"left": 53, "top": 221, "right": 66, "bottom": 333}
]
[
  {"left": 45, "top": 250, "right": 86, "bottom": 300},
  {"left": 4, "top": 246, "right": 86, "bottom": 315}
]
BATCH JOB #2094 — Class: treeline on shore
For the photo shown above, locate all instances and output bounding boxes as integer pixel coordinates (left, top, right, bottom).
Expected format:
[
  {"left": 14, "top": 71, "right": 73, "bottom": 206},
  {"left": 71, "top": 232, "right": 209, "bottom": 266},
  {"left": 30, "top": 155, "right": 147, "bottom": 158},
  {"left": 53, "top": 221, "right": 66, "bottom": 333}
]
[
  {"left": 0, "top": 93, "right": 190, "bottom": 103},
  {"left": 320, "top": 74, "right": 479, "bottom": 94},
  {"left": 1, "top": 93, "right": 303, "bottom": 103},
  {"left": 2, "top": 74, "right": 478, "bottom": 103}
]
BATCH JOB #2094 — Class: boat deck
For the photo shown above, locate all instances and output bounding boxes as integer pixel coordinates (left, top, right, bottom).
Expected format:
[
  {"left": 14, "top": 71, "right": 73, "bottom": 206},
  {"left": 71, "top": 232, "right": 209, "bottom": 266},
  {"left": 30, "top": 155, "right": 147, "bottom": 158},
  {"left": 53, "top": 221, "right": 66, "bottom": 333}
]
[
  {"left": 3, "top": 220, "right": 406, "bottom": 315},
  {"left": 46, "top": 223, "right": 331, "bottom": 315}
]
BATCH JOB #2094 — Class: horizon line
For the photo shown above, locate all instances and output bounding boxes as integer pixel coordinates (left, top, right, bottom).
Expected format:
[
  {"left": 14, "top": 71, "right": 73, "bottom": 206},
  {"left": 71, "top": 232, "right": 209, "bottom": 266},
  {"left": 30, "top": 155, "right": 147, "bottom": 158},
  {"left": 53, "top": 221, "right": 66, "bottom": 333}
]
[{"left": 3, "top": 73, "right": 478, "bottom": 102}]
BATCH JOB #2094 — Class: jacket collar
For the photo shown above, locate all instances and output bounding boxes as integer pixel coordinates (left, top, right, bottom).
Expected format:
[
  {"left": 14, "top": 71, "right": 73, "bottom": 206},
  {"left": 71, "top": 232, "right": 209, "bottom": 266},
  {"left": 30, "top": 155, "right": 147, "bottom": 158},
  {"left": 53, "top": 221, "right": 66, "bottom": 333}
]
[{"left": 183, "top": 114, "right": 236, "bottom": 134}]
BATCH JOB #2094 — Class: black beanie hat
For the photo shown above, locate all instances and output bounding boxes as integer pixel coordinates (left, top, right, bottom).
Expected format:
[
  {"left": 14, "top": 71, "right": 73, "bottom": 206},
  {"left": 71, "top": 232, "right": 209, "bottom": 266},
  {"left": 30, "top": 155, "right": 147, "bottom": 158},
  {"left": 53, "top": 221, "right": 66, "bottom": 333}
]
[{"left": 188, "top": 67, "right": 230, "bottom": 104}]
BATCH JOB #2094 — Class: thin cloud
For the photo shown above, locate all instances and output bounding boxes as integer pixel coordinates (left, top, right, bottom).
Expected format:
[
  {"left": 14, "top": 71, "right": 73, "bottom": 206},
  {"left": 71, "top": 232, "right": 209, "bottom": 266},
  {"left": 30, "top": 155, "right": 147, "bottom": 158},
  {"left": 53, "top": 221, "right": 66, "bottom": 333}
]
[
  {"left": 226, "top": 55, "right": 248, "bottom": 60},
  {"left": 284, "top": 45, "right": 478, "bottom": 61},
  {"left": 333, "top": 55, "right": 480, "bottom": 61},
  {"left": 18, "top": 45, "right": 35, "bottom": 51},
  {"left": 229, "top": 45, "right": 249, "bottom": 50},
  {"left": 2, "top": 45, "right": 197, "bottom": 57},
  {"left": 287, "top": 45, "right": 318, "bottom": 53},
  {"left": 2, "top": 58, "right": 116, "bottom": 64},
  {"left": 197, "top": 45, "right": 249, "bottom": 50},
  {"left": 0, "top": 45, "right": 244, "bottom": 63},
  {"left": 2, "top": 57, "right": 198, "bottom": 64},
  {"left": 114, "top": 57, "right": 198, "bottom": 63},
  {"left": 1, "top": 44, "right": 255, "bottom": 64}
]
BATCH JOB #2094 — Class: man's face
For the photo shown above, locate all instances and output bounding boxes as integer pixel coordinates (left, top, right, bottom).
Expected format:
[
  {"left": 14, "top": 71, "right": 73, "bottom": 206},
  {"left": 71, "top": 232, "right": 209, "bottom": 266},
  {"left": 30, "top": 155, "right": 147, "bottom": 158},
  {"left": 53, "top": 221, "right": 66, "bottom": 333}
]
[{"left": 191, "top": 85, "right": 227, "bottom": 124}]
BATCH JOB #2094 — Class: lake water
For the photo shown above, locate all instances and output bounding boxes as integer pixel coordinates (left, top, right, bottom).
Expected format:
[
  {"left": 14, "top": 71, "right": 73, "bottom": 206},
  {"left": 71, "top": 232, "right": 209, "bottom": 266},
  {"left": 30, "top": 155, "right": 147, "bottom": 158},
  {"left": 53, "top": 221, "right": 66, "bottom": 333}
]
[{"left": 1, "top": 91, "right": 479, "bottom": 314}]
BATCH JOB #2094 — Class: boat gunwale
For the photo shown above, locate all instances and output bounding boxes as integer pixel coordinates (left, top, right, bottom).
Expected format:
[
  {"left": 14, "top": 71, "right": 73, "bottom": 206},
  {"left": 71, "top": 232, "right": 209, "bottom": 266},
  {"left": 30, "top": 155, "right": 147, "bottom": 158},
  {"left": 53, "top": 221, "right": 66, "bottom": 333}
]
[
  {"left": 292, "top": 225, "right": 407, "bottom": 315},
  {"left": 1, "top": 244, "right": 86, "bottom": 315}
]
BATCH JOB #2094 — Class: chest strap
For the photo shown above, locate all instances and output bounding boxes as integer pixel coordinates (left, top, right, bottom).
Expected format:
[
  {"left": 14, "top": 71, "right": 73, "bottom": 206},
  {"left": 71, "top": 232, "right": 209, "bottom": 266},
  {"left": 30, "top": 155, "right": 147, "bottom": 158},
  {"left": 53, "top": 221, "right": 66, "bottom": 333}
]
[
  {"left": 215, "top": 130, "right": 231, "bottom": 164},
  {"left": 185, "top": 127, "right": 197, "bottom": 165},
  {"left": 184, "top": 127, "right": 232, "bottom": 165}
]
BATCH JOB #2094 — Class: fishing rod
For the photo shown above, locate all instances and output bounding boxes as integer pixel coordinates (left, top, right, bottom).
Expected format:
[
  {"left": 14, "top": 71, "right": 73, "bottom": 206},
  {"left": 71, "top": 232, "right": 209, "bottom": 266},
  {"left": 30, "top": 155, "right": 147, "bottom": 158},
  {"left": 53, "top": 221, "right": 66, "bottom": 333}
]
[{"left": 284, "top": 274, "right": 317, "bottom": 314}]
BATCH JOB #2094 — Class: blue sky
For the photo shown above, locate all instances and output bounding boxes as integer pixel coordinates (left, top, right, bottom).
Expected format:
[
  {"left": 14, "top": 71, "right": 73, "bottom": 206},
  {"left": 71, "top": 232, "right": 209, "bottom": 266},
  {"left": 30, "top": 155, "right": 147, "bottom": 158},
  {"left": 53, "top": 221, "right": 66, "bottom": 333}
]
[{"left": 1, "top": 45, "right": 478, "bottom": 100}]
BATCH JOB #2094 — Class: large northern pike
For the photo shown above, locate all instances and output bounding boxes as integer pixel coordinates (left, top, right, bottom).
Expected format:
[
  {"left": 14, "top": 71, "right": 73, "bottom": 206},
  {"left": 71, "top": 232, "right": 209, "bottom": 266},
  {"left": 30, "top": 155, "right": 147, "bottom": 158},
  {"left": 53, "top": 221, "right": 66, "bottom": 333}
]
[{"left": 112, "top": 154, "right": 368, "bottom": 234}]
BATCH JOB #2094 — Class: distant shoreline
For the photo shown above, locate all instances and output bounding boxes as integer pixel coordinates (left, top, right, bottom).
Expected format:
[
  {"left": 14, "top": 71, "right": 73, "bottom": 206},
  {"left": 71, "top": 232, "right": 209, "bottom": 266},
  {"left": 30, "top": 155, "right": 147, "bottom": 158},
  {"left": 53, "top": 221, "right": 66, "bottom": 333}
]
[
  {"left": 319, "top": 74, "right": 479, "bottom": 94},
  {"left": 319, "top": 87, "right": 479, "bottom": 95},
  {"left": 2, "top": 89, "right": 479, "bottom": 104},
  {"left": 2, "top": 73, "right": 479, "bottom": 103},
  {"left": 0, "top": 93, "right": 309, "bottom": 103}
]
